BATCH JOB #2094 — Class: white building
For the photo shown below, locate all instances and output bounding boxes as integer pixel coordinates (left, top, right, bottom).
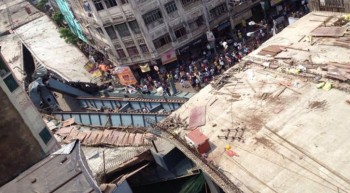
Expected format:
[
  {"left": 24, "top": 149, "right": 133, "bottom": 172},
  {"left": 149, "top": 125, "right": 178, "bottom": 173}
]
[{"left": 60, "top": 0, "right": 260, "bottom": 71}]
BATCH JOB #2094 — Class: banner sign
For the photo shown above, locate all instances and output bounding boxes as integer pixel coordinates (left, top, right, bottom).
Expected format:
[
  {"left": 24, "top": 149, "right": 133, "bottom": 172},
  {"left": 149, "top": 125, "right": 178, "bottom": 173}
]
[
  {"left": 139, "top": 63, "right": 151, "bottom": 73},
  {"left": 161, "top": 49, "right": 177, "bottom": 65},
  {"left": 114, "top": 66, "right": 137, "bottom": 86}
]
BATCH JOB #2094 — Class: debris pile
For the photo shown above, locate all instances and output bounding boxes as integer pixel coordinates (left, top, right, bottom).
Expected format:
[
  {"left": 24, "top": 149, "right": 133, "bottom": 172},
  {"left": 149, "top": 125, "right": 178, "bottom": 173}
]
[
  {"left": 323, "top": 62, "right": 350, "bottom": 82},
  {"left": 48, "top": 117, "right": 154, "bottom": 147},
  {"left": 56, "top": 126, "right": 152, "bottom": 147},
  {"left": 211, "top": 74, "right": 232, "bottom": 90},
  {"left": 162, "top": 114, "right": 188, "bottom": 130},
  {"left": 308, "top": 100, "right": 328, "bottom": 110}
]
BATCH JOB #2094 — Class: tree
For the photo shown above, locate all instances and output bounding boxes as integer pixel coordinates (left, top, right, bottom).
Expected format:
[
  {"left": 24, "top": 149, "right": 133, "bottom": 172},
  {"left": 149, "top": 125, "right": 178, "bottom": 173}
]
[
  {"left": 37, "top": 0, "right": 48, "bottom": 11},
  {"left": 52, "top": 11, "right": 64, "bottom": 26},
  {"left": 59, "top": 28, "right": 79, "bottom": 45}
]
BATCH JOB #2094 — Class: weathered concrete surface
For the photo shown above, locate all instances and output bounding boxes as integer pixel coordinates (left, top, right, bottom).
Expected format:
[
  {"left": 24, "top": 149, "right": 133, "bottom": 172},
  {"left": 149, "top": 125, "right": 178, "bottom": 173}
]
[
  {"left": 169, "top": 12, "right": 350, "bottom": 193},
  {"left": 0, "top": 87, "right": 45, "bottom": 186}
]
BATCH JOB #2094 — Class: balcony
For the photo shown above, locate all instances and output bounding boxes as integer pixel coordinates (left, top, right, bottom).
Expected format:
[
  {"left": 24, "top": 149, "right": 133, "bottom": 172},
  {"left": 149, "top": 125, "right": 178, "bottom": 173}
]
[
  {"left": 125, "top": 10, "right": 135, "bottom": 20},
  {"left": 84, "top": 16, "right": 99, "bottom": 26},
  {"left": 142, "top": 53, "right": 152, "bottom": 59},
  {"left": 121, "top": 35, "right": 134, "bottom": 42},
  {"left": 120, "top": 58, "right": 129, "bottom": 64},
  {"left": 112, "top": 39, "right": 120, "bottom": 45},
  {"left": 230, "top": 0, "right": 254, "bottom": 16},
  {"left": 136, "top": 37, "right": 146, "bottom": 44},
  {"left": 130, "top": 55, "right": 142, "bottom": 62},
  {"left": 167, "top": 11, "right": 180, "bottom": 19},
  {"left": 111, "top": 13, "right": 125, "bottom": 23},
  {"left": 177, "top": 35, "right": 188, "bottom": 43},
  {"left": 191, "top": 25, "right": 206, "bottom": 36},
  {"left": 156, "top": 43, "right": 173, "bottom": 54},
  {"left": 210, "top": 14, "right": 229, "bottom": 28},
  {"left": 182, "top": 0, "right": 201, "bottom": 11},
  {"left": 147, "top": 19, "right": 165, "bottom": 30}
]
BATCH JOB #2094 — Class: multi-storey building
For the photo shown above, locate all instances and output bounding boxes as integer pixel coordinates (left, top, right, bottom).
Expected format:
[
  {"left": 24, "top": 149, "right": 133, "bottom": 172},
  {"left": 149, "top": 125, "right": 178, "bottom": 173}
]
[
  {"left": 309, "top": 0, "right": 350, "bottom": 12},
  {"left": 0, "top": 50, "right": 59, "bottom": 186},
  {"left": 57, "top": 0, "right": 260, "bottom": 75}
]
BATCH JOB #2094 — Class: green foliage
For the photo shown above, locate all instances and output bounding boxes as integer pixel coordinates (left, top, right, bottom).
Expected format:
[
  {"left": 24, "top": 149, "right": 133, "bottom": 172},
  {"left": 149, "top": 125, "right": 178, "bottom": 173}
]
[
  {"left": 52, "top": 11, "right": 64, "bottom": 26},
  {"left": 37, "top": 0, "right": 48, "bottom": 10},
  {"left": 59, "top": 28, "right": 79, "bottom": 45}
]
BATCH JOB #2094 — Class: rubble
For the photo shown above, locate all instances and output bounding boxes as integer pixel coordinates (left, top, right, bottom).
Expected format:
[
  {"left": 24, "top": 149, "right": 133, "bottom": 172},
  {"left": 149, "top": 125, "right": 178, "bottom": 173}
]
[{"left": 155, "top": 114, "right": 189, "bottom": 131}]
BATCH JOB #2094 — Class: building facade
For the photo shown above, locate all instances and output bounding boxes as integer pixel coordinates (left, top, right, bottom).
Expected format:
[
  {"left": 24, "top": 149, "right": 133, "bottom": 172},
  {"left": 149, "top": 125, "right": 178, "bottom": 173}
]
[
  {"left": 309, "top": 0, "right": 350, "bottom": 12},
  {"left": 60, "top": 0, "right": 260, "bottom": 70},
  {"left": 0, "top": 50, "right": 59, "bottom": 186}
]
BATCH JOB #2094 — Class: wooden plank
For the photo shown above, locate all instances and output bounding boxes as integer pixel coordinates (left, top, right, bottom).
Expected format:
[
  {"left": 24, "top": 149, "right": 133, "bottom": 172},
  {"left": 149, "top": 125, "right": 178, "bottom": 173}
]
[
  {"left": 134, "top": 133, "right": 143, "bottom": 146},
  {"left": 128, "top": 133, "right": 136, "bottom": 145},
  {"left": 279, "top": 82, "right": 302, "bottom": 94},
  {"left": 94, "top": 130, "right": 104, "bottom": 145},
  {"left": 311, "top": 26, "right": 346, "bottom": 37},
  {"left": 111, "top": 131, "right": 121, "bottom": 145},
  {"left": 121, "top": 133, "right": 130, "bottom": 146},
  {"left": 116, "top": 132, "right": 126, "bottom": 146},
  {"left": 81, "top": 130, "right": 91, "bottom": 144}
]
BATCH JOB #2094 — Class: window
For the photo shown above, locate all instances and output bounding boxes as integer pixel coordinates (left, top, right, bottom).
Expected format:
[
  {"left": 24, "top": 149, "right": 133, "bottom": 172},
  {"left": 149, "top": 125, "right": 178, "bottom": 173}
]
[
  {"left": 104, "top": 0, "right": 117, "bottom": 8},
  {"left": 181, "top": 0, "right": 199, "bottom": 6},
  {"left": 93, "top": 0, "right": 104, "bottom": 11},
  {"left": 189, "top": 15, "right": 204, "bottom": 29},
  {"left": 140, "top": 44, "right": 149, "bottom": 53},
  {"left": 210, "top": 4, "right": 227, "bottom": 19},
  {"left": 127, "top": 46, "right": 139, "bottom": 56},
  {"left": 117, "top": 49, "right": 126, "bottom": 58},
  {"left": 196, "top": 16, "right": 204, "bottom": 26},
  {"left": 165, "top": 1, "right": 177, "bottom": 14},
  {"left": 39, "top": 128, "right": 52, "bottom": 144},
  {"left": 0, "top": 55, "right": 10, "bottom": 78},
  {"left": 83, "top": 0, "right": 92, "bottom": 11},
  {"left": 105, "top": 26, "right": 117, "bottom": 39},
  {"left": 4, "top": 74, "right": 18, "bottom": 92},
  {"left": 96, "top": 27, "right": 103, "bottom": 35},
  {"left": 121, "top": 0, "right": 128, "bottom": 4},
  {"left": 143, "top": 9, "right": 162, "bottom": 25},
  {"left": 174, "top": 27, "right": 187, "bottom": 38},
  {"left": 115, "top": 23, "right": 130, "bottom": 37},
  {"left": 153, "top": 34, "right": 171, "bottom": 49},
  {"left": 129, "top": 20, "right": 141, "bottom": 34}
]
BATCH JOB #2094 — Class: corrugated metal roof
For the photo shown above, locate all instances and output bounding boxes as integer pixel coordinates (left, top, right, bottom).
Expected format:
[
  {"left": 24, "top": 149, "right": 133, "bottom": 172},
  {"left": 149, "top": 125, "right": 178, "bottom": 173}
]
[
  {"left": 55, "top": 127, "right": 151, "bottom": 147},
  {"left": 0, "top": 141, "right": 101, "bottom": 193}
]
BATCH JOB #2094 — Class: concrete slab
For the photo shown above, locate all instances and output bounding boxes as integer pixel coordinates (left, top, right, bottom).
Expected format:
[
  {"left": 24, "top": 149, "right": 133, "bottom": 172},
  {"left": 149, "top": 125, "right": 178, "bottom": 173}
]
[
  {"left": 170, "top": 12, "right": 350, "bottom": 193},
  {"left": 14, "top": 16, "right": 92, "bottom": 82}
]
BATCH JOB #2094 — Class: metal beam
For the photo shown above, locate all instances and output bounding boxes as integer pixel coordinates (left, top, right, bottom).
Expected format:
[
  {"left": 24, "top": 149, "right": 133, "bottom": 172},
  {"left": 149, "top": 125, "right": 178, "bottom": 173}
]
[
  {"left": 52, "top": 111, "right": 170, "bottom": 127},
  {"left": 76, "top": 96, "right": 187, "bottom": 112},
  {"left": 46, "top": 78, "right": 91, "bottom": 97}
]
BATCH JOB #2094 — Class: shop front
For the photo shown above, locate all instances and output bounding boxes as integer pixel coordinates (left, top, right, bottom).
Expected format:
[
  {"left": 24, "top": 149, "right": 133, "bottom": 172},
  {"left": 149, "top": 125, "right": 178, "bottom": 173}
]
[
  {"left": 212, "top": 20, "right": 232, "bottom": 44},
  {"left": 177, "top": 35, "right": 208, "bottom": 65}
]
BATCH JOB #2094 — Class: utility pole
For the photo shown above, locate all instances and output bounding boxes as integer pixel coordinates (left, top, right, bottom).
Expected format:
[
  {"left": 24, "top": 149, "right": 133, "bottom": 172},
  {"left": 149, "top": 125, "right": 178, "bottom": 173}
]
[{"left": 201, "top": 0, "right": 217, "bottom": 55}]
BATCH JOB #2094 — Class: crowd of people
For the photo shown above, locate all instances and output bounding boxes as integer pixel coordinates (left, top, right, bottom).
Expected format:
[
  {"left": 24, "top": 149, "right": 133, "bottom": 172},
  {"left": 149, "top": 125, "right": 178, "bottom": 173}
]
[
  {"left": 92, "top": 18, "right": 274, "bottom": 96},
  {"left": 108, "top": 20, "right": 273, "bottom": 96},
  {"left": 95, "top": 11, "right": 309, "bottom": 96},
  {"left": 140, "top": 8, "right": 311, "bottom": 94}
]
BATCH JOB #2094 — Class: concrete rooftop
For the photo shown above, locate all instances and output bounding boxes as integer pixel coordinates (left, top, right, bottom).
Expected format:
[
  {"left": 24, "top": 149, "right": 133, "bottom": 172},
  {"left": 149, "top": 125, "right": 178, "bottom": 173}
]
[
  {"left": 171, "top": 12, "right": 350, "bottom": 193},
  {"left": 0, "top": 0, "right": 93, "bottom": 82},
  {"left": 15, "top": 15, "right": 92, "bottom": 82}
]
